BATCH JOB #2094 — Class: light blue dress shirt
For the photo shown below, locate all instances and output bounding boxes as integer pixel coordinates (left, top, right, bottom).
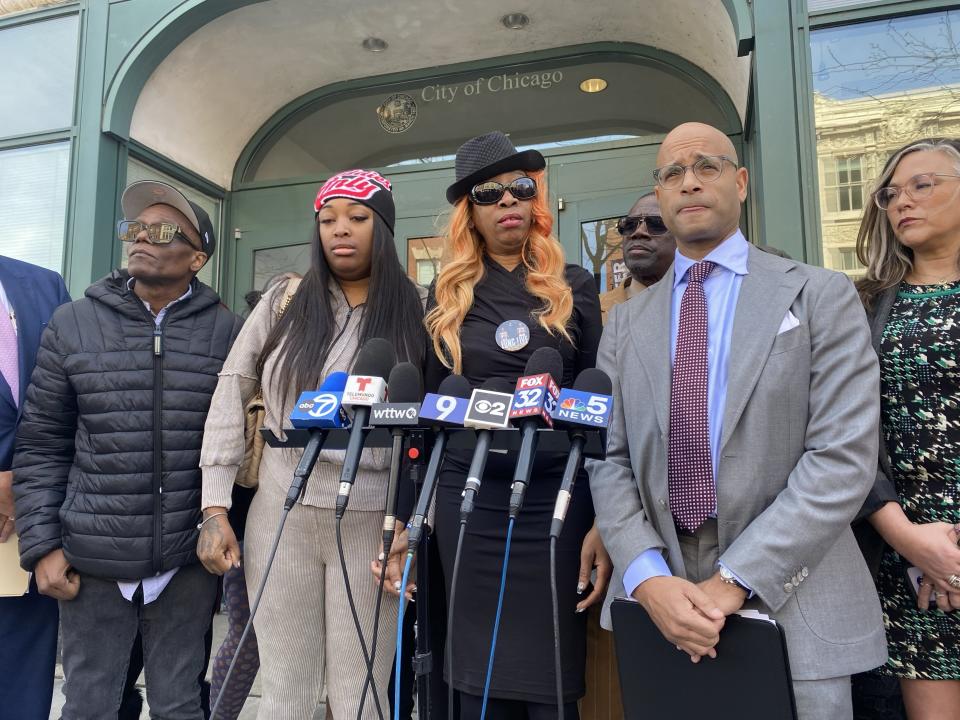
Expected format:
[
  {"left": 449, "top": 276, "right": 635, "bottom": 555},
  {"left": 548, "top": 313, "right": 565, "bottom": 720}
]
[{"left": 622, "top": 230, "right": 751, "bottom": 597}]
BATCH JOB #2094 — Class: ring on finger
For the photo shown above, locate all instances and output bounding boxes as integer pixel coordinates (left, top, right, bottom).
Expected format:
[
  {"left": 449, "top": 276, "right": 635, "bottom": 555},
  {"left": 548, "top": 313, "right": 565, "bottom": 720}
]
[{"left": 949, "top": 574, "right": 960, "bottom": 590}]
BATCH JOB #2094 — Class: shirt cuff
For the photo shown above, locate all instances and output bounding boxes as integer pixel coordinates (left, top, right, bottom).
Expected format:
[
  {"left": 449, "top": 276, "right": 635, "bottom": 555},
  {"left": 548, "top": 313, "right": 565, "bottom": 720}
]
[
  {"left": 623, "top": 549, "right": 672, "bottom": 597},
  {"left": 718, "top": 561, "right": 755, "bottom": 598}
]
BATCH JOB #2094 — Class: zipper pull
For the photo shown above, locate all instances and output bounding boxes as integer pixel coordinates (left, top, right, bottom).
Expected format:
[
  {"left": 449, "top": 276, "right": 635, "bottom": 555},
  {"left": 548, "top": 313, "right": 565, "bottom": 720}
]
[{"left": 154, "top": 327, "right": 162, "bottom": 356}]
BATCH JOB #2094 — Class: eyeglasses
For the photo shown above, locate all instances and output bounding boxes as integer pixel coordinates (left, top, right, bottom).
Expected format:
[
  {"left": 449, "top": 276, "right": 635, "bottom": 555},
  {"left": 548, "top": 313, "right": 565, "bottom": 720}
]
[
  {"left": 616, "top": 214, "right": 669, "bottom": 236},
  {"left": 873, "top": 173, "right": 960, "bottom": 210},
  {"left": 118, "top": 220, "right": 200, "bottom": 251},
  {"left": 469, "top": 176, "right": 538, "bottom": 205},
  {"left": 652, "top": 155, "right": 737, "bottom": 190}
]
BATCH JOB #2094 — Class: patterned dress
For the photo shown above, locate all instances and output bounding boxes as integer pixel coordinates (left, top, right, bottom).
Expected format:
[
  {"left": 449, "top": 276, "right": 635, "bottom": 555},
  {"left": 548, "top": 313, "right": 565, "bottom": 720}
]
[{"left": 876, "top": 280, "right": 960, "bottom": 680}]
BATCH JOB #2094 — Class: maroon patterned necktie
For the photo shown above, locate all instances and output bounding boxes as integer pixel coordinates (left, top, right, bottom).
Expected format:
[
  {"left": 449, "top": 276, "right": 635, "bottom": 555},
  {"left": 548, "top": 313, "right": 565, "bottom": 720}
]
[{"left": 668, "top": 260, "right": 716, "bottom": 532}]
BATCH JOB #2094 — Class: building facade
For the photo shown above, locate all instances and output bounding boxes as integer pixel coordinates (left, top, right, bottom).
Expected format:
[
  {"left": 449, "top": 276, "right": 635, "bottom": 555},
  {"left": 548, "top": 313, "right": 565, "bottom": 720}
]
[{"left": 1, "top": 0, "right": 957, "bottom": 307}]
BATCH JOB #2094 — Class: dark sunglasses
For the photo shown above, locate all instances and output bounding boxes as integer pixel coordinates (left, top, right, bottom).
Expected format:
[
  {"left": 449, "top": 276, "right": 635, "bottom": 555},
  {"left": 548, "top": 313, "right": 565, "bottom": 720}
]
[
  {"left": 616, "top": 214, "right": 669, "bottom": 236},
  {"left": 469, "top": 176, "right": 538, "bottom": 205},
  {"left": 118, "top": 220, "right": 201, "bottom": 251}
]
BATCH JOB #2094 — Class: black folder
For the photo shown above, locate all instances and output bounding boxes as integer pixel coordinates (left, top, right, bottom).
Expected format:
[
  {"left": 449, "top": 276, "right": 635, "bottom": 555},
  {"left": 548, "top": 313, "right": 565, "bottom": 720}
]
[{"left": 611, "top": 597, "right": 797, "bottom": 719}]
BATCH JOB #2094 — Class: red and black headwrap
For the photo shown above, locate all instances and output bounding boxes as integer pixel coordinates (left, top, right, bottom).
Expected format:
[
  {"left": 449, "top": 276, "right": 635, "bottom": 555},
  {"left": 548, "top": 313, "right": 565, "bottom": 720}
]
[{"left": 313, "top": 169, "right": 395, "bottom": 233}]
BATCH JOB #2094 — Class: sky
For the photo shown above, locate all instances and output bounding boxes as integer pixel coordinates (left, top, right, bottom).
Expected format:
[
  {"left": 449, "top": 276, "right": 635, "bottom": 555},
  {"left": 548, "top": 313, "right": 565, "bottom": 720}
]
[{"left": 812, "top": 10, "right": 960, "bottom": 100}]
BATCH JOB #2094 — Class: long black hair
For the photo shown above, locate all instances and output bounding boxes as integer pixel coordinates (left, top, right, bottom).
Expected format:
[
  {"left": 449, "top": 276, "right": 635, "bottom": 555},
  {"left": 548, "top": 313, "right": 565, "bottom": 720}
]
[{"left": 257, "top": 214, "right": 426, "bottom": 406}]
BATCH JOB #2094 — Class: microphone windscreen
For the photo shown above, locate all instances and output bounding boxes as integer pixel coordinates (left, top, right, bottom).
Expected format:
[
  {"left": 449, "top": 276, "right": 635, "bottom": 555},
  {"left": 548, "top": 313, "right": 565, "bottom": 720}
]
[
  {"left": 437, "top": 374, "right": 473, "bottom": 399},
  {"left": 352, "top": 338, "right": 397, "bottom": 379},
  {"left": 319, "top": 370, "right": 349, "bottom": 392},
  {"left": 573, "top": 368, "right": 612, "bottom": 395},
  {"left": 388, "top": 362, "right": 423, "bottom": 402},
  {"left": 481, "top": 377, "right": 516, "bottom": 394},
  {"left": 523, "top": 346, "right": 563, "bottom": 381}
]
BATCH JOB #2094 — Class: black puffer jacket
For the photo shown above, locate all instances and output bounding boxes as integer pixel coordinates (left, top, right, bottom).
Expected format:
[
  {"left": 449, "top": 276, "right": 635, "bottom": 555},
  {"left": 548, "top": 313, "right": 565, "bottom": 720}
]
[{"left": 13, "top": 270, "right": 243, "bottom": 579}]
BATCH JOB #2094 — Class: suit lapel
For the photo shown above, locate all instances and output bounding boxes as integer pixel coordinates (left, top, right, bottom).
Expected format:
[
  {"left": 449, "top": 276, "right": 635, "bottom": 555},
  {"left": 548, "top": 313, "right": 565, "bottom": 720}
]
[
  {"left": 720, "top": 247, "right": 805, "bottom": 450},
  {"left": 628, "top": 273, "right": 673, "bottom": 439}
]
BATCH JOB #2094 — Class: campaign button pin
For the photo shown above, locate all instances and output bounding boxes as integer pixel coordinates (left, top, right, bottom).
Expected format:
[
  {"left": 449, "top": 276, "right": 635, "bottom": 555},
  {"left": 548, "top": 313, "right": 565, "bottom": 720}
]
[{"left": 495, "top": 320, "right": 530, "bottom": 352}]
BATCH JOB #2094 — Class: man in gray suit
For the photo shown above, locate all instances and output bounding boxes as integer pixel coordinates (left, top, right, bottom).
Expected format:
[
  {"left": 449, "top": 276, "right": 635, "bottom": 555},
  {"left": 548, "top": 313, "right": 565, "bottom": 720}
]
[{"left": 588, "top": 122, "right": 887, "bottom": 719}]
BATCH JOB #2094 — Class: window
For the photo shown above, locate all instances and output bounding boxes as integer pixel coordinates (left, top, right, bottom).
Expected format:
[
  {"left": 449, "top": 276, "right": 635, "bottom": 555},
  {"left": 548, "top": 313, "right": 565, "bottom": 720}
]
[
  {"left": 822, "top": 156, "right": 864, "bottom": 214},
  {"left": 252, "top": 244, "right": 310, "bottom": 294},
  {"left": 811, "top": 9, "right": 960, "bottom": 279},
  {"left": 808, "top": 0, "right": 876, "bottom": 11},
  {"left": 0, "top": 15, "right": 78, "bottom": 138},
  {"left": 124, "top": 159, "right": 223, "bottom": 289},
  {"left": 580, "top": 218, "right": 622, "bottom": 292},
  {"left": 835, "top": 247, "right": 863, "bottom": 273},
  {"left": 407, "top": 237, "right": 443, "bottom": 286},
  {"left": 0, "top": 142, "right": 70, "bottom": 271}
]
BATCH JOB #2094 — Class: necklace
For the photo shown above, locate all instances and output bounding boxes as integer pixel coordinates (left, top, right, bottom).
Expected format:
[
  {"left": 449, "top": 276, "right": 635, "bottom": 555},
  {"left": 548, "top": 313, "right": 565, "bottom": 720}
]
[{"left": 906, "top": 269, "right": 960, "bottom": 285}]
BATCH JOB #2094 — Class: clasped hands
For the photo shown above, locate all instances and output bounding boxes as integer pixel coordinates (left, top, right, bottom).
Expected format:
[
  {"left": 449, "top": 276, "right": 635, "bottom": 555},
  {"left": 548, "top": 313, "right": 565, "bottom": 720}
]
[{"left": 633, "top": 572, "right": 747, "bottom": 663}]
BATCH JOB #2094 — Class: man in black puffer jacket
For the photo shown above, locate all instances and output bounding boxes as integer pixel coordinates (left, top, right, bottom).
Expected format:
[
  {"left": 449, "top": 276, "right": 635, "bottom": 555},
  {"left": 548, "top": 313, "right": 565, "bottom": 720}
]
[{"left": 13, "top": 180, "right": 243, "bottom": 720}]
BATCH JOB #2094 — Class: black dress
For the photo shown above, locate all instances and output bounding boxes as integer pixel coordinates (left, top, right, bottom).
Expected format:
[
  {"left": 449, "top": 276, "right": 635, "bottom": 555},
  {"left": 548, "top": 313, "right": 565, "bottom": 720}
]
[
  {"left": 875, "top": 281, "right": 960, "bottom": 680},
  {"left": 425, "top": 256, "right": 603, "bottom": 704}
]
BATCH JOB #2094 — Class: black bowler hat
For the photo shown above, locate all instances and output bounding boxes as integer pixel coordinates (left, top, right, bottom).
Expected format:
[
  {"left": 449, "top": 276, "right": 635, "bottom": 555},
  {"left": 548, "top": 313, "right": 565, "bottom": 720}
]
[{"left": 446, "top": 131, "right": 546, "bottom": 204}]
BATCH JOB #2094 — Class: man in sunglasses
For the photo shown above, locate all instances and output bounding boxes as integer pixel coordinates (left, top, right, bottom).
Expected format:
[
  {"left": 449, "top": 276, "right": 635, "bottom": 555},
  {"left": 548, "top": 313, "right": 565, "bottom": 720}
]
[
  {"left": 599, "top": 192, "right": 676, "bottom": 324},
  {"left": 12, "top": 180, "right": 243, "bottom": 719},
  {"left": 589, "top": 122, "right": 886, "bottom": 719}
]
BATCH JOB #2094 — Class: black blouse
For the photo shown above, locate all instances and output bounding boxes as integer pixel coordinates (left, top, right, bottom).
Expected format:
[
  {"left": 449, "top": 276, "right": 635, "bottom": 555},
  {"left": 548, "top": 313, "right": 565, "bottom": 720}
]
[{"left": 425, "top": 255, "right": 602, "bottom": 392}]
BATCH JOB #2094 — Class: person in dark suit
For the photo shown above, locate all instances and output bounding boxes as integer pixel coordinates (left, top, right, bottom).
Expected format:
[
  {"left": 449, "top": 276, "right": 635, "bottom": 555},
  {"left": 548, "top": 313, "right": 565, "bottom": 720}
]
[{"left": 0, "top": 254, "right": 70, "bottom": 719}]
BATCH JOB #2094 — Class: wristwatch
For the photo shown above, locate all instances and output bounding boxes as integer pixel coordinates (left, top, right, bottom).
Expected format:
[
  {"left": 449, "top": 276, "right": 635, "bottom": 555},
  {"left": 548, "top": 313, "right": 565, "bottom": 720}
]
[{"left": 719, "top": 566, "right": 749, "bottom": 593}]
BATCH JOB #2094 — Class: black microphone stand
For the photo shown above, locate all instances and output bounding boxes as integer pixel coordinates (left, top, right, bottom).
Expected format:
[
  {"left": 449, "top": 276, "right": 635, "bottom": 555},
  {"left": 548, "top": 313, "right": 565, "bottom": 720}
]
[{"left": 406, "top": 428, "right": 434, "bottom": 720}]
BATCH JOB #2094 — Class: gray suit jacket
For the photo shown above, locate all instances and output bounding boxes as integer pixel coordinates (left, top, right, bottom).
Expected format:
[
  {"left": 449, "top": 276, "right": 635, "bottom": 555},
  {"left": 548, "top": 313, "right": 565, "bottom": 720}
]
[{"left": 588, "top": 245, "right": 888, "bottom": 680}]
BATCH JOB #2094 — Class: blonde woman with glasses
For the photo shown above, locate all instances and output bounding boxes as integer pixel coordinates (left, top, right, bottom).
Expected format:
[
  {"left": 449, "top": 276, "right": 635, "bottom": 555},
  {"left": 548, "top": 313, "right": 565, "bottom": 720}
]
[{"left": 856, "top": 138, "right": 960, "bottom": 719}]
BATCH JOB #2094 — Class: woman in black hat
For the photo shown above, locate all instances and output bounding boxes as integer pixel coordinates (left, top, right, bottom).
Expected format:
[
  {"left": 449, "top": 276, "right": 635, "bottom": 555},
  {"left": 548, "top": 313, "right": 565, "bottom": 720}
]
[{"left": 424, "top": 132, "right": 611, "bottom": 719}]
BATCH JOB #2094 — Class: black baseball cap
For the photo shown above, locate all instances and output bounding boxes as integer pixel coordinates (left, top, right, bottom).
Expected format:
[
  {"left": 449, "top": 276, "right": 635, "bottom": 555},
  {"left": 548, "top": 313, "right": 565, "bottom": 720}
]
[{"left": 121, "top": 180, "right": 217, "bottom": 258}]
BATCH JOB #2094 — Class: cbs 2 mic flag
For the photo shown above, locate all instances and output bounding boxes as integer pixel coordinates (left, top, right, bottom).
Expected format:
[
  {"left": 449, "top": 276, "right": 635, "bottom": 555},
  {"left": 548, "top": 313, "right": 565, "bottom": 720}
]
[{"left": 464, "top": 388, "right": 514, "bottom": 430}]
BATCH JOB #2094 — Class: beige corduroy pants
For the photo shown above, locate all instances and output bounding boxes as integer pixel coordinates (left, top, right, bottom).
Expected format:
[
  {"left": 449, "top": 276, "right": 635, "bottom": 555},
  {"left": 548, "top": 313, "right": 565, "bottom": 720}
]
[{"left": 244, "top": 484, "right": 398, "bottom": 720}]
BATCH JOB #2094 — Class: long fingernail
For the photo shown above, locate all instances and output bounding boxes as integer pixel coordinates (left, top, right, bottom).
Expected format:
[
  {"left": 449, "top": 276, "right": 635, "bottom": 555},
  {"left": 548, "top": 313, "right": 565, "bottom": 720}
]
[
  {"left": 575, "top": 607, "right": 586, "bottom": 613},
  {"left": 394, "top": 581, "right": 401, "bottom": 591},
  {"left": 378, "top": 552, "right": 385, "bottom": 561},
  {"left": 577, "top": 583, "right": 586, "bottom": 594}
]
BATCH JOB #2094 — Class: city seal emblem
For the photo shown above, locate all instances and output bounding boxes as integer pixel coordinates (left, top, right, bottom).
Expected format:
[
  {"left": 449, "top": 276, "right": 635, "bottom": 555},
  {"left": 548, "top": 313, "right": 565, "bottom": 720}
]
[{"left": 376, "top": 93, "right": 418, "bottom": 134}]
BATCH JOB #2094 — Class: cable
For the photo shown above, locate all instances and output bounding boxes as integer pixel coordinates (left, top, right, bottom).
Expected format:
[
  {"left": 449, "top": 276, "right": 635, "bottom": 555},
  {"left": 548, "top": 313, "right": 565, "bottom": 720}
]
[
  {"left": 446, "top": 521, "right": 468, "bottom": 719},
  {"left": 357, "top": 444, "right": 402, "bottom": 720},
  {"left": 480, "top": 516, "right": 515, "bottom": 720},
  {"left": 550, "top": 536, "right": 565, "bottom": 720},
  {"left": 357, "top": 521, "right": 391, "bottom": 720},
  {"left": 336, "top": 516, "right": 386, "bottom": 720},
  {"left": 393, "top": 553, "right": 415, "bottom": 720},
  {"left": 210, "top": 505, "right": 289, "bottom": 719}
]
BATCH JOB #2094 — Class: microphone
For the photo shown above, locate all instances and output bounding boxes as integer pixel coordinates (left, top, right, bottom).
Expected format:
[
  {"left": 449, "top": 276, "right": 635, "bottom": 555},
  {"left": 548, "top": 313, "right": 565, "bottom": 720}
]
[
  {"left": 407, "top": 374, "right": 473, "bottom": 553},
  {"left": 549, "top": 368, "right": 613, "bottom": 539},
  {"left": 460, "top": 378, "right": 515, "bottom": 520},
  {"left": 508, "top": 347, "right": 563, "bottom": 519},
  {"left": 336, "top": 338, "right": 397, "bottom": 518},
  {"left": 374, "top": 362, "right": 423, "bottom": 553},
  {"left": 285, "top": 371, "right": 350, "bottom": 511}
]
